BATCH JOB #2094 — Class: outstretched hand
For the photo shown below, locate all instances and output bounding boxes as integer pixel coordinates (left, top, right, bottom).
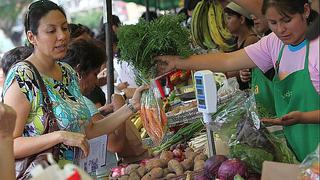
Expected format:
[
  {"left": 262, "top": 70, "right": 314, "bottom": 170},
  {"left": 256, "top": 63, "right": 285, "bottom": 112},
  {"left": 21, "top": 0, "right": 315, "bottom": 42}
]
[
  {"left": 261, "top": 111, "right": 302, "bottom": 126},
  {"left": 0, "top": 104, "right": 17, "bottom": 138},
  {"left": 155, "top": 55, "right": 179, "bottom": 76}
]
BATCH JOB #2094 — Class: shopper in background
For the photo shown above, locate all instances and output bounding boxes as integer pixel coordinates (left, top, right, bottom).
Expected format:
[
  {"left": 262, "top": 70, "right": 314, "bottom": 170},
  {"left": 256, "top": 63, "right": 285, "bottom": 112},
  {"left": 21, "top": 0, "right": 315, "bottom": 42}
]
[
  {"left": 156, "top": 0, "right": 319, "bottom": 161},
  {"left": 224, "top": 2, "right": 259, "bottom": 90},
  {"left": 1, "top": 46, "right": 33, "bottom": 77},
  {"left": 0, "top": 103, "right": 17, "bottom": 180},
  {"left": 69, "top": 23, "right": 108, "bottom": 108},
  {"left": 62, "top": 39, "right": 149, "bottom": 164},
  {"left": 2, "top": 1, "right": 147, "bottom": 178},
  {"left": 140, "top": 11, "right": 158, "bottom": 21},
  {"left": 0, "top": 46, "right": 33, "bottom": 101},
  {"left": 69, "top": 23, "right": 93, "bottom": 41}
]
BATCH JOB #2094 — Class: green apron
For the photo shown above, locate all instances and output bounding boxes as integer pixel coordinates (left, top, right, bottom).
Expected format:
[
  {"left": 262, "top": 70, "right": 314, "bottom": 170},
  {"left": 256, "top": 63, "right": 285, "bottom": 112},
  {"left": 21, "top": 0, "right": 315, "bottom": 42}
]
[
  {"left": 273, "top": 41, "right": 320, "bottom": 161},
  {"left": 252, "top": 68, "right": 276, "bottom": 117}
]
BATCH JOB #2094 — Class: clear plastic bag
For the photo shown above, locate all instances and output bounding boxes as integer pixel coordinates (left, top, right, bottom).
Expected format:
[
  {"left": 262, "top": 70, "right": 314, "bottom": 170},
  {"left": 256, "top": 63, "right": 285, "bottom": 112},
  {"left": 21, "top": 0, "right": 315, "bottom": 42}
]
[
  {"left": 212, "top": 91, "right": 297, "bottom": 173},
  {"left": 298, "top": 145, "right": 320, "bottom": 180},
  {"left": 217, "top": 77, "right": 240, "bottom": 99},
  {"left": 140, "top": 81, "right": 168, "bottom": 145}
]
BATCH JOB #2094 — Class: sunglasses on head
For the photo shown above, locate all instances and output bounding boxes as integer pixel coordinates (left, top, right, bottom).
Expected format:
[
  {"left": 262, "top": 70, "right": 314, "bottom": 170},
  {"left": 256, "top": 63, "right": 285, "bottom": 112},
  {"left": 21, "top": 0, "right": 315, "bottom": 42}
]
[{"left": 26, "top": 0, "right": 59, "bottom": 31}]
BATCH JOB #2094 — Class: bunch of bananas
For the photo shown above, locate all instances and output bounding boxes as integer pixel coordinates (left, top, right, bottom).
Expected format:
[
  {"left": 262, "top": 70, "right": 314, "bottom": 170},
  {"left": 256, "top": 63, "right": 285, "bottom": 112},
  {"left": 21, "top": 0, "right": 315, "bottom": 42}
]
[
  {"left": 130, "top": 113, "right": 148, "bottom": 139},
  {"left": 191, "top": 0, "right": 236, "bottom": 52}
]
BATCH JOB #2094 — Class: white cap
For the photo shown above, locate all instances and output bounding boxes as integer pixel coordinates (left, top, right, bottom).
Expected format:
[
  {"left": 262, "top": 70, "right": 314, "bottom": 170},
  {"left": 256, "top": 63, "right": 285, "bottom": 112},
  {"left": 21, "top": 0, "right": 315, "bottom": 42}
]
[{"left": 226, "top": 2, "right": 251, "bottom": 19}]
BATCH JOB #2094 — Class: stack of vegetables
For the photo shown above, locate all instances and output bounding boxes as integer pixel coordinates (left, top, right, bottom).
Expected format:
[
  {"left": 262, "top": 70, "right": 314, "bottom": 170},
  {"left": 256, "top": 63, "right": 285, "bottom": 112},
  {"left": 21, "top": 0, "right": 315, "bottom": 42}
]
[{"left": 111, "top": 144, "right": 208, "bottom": 179}]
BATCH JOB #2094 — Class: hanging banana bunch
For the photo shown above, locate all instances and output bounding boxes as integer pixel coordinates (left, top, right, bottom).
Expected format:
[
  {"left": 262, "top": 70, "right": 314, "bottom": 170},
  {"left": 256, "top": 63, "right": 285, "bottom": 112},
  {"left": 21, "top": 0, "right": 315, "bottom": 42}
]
[{"left": 191, "top": 0, "right": 236, "bottom": 52}]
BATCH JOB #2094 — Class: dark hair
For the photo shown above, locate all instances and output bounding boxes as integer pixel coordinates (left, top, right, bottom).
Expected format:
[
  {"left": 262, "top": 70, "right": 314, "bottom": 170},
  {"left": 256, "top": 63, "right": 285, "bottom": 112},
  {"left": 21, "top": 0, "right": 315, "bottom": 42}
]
[
  {"left": 140, "top": 11, "right": 158, "bottom": 21},
  {"left": 224, "top": 8, "right": 254, "bottom": 27},
  {"left": 24, "top": 0, "right": 66, "bottom": 35},
  {"left": 186, "top": 0, "right": 201, "bottom": 11},
  {"left": 1, "top": 46, "right": 33, "bottom": 76},
  {"left": 61, "top": 39, "right": 105, "bottom": 75},
  {"left": 96, "top": 15, "right": 121, "bottom": 44},
  {"left": 262, "top": 0, "right": 319, "bottom": 24},
  {"left": 69, "top": 23, "right": 94, "bottom": 39}
]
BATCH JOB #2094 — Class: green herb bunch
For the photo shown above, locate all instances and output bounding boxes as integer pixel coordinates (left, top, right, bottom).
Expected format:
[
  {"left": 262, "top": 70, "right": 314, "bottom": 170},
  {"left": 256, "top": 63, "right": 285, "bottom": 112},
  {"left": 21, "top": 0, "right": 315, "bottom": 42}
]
[{"left": 117, "top": 15, "right": 193, "bottom": 84}]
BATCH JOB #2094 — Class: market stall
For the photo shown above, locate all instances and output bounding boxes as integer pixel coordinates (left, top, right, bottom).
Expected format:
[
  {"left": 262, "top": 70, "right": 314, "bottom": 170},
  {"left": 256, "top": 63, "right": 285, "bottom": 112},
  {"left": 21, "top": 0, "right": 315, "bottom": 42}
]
[{"left": 102, "top": 0, "right": 319, "bottom": 179}]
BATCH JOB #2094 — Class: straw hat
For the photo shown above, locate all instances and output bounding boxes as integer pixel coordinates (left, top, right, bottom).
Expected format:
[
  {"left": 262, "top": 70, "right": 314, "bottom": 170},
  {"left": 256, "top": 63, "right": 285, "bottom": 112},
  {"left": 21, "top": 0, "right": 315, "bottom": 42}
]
[{"left": 225, "top": 2, "right": 251, "bottom": 19}]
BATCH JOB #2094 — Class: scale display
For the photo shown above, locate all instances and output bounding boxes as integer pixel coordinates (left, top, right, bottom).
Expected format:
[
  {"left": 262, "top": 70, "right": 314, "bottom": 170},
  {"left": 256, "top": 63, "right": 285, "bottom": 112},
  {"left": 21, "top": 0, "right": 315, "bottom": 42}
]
[{"left": 194, "top": 70, "right": 217, "bottom": 114}]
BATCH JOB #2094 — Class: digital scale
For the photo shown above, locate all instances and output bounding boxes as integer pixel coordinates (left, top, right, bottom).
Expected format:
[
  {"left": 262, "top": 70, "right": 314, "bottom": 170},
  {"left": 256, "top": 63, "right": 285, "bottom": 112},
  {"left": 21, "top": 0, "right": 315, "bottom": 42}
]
[{"left": 194, "top": 70, "right": 217, "bottom": 157}]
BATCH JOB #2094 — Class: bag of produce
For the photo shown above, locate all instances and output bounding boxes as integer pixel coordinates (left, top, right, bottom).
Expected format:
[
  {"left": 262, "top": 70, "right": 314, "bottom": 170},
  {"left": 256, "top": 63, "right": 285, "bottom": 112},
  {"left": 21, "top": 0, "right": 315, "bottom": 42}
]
[
  {"left": 212, "top": 91, "right": 297, "bottom": 173},
  {"left": 140, "top": 82, "right": 168, "bottom": 145},
  {"left": 298, "top": 144, "right": 320, "bottom": 180}
]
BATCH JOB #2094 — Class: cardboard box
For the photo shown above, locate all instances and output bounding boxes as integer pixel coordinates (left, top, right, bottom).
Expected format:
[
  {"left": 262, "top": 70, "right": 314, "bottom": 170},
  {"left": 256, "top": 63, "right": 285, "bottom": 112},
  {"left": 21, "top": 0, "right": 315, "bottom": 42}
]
[{"left": 261, "top": 161, "right": 300, "bottom": 180}]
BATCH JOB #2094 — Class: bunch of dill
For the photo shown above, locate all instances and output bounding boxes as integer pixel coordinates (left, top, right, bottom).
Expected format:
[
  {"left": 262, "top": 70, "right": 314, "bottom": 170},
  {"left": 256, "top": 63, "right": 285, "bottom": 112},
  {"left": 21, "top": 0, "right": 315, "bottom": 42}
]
[{"left": 117, "top": 15, "right": 193, "bottom": 84}]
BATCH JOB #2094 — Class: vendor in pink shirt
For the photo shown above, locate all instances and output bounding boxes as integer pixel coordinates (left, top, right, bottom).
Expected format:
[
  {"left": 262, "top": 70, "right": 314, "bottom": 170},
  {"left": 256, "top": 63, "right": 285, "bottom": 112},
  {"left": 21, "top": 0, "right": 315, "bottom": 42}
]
[{"left": 156, "top": 0, "right": 319, "bottom": 161}]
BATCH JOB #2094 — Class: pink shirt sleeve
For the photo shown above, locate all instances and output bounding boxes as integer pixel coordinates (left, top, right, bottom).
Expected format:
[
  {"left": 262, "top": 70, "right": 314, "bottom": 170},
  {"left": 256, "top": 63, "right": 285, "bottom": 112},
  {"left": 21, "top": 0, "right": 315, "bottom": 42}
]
[
  {"left": 244, "top": 33, "right": 283, "bottom": 73},
  {"left": 308, "top": 37, "right": 320, "bottom": 94}
]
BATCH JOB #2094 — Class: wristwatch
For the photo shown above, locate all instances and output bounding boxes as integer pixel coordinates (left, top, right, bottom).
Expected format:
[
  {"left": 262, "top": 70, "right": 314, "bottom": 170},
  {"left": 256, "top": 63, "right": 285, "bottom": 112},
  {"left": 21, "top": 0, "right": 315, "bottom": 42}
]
[{"left": 127, "top": 99, "right": 138, "bottom": 113}]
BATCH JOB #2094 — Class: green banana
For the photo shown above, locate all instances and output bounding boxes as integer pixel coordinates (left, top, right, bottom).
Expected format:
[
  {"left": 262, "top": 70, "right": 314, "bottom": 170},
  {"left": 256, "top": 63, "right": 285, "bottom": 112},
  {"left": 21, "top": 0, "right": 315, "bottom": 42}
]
[
  {"left": 208, "top": 2, "right": 236, "bottom": 52},
  {"left": 201, "top": 1, "right": 217, "bottom": 49},
  {"left": 191, "top": 0, "right": 204, "bottom": 48}
]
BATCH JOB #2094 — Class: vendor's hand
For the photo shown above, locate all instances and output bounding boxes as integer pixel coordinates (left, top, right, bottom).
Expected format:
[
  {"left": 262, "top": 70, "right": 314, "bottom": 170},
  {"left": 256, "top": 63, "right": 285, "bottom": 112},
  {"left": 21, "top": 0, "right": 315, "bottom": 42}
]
[
  {"left": 98, "top": 103, "right": 114, "bottom": 114},
  {"left": 58, "top": 131, "right": 90, "bottom": 157},
  {"left": 0, "top": 104, "right": 17, "bottom": 138},
  {"left": 117, "top": 82, "right": 129, "bottom": 91},
  {"left": 239, "top": 69, "right": 251, "bottom": 82},
  {"left": 130, "top": 85, "right": 149, "bottom": 110},
  {"left": 155, "top": 55, "right": 179, "bottom": 76},
  {"left": 112, "top": 94, "right": 126, "bottom": 110},
  {"left": 261, "top": 111, "right": 302, "bottom": 126}
]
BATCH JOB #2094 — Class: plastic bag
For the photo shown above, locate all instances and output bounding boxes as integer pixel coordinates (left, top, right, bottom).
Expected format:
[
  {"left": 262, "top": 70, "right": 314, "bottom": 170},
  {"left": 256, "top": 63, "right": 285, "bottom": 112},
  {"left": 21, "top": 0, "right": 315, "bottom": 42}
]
[
  {"left": 298, "top": 145, "right": 320, "bottom": 180},
  {"left": 217, "top": 77, "right": 239, "bottom": 99},
  {"left": 212, "top": 91, "right": 297, "bottom": 173},
  {"left": 140, "top": 81, "right": 168, "bottom": 145},
  {"left": 30, "top": 153, "right": 92, "bottom": 180}
]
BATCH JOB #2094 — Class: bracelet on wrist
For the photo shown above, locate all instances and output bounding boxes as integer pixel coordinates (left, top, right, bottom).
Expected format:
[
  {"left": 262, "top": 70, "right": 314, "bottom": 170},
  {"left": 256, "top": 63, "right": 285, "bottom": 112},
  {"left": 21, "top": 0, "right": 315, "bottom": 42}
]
[{"left": 127, "top": 99, "right": 138, "bottom": 113}]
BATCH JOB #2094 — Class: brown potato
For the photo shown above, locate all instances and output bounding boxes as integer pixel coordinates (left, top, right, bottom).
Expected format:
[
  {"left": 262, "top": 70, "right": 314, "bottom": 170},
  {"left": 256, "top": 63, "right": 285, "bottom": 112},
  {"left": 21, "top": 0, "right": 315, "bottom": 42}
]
[{"left": 168, "top": 159, "right": 184, "bottom": 175}]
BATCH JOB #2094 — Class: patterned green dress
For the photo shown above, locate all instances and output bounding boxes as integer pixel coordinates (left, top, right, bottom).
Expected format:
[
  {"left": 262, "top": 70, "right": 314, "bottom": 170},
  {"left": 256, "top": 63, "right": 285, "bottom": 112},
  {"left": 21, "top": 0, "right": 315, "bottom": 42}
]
[{"left": 3, "top": 61, "right": 92, "bottom": 163}]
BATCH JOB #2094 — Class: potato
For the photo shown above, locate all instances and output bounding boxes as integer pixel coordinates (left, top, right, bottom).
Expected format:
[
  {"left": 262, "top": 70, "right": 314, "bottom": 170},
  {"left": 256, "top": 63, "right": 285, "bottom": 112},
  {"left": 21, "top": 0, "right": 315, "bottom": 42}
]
[
  {"left": 124, "top": 164, "right": 140, "bottom": 175},
  {"left": 194, "top": 160, "right": 205, "bottom": 171},
  {"left": 118, "top": 175, "right": 129, "bottom": 180},
  {"left": 181, "top": 159, "right": 193, "bottom": 171},
  {"left": 137, "top": 166, "right": 147, "bottom": 177},
  {"left": 149, "top": 167, "right": 164, "bottom": 178},
  {"left": 141, "top": 167, "right": 163, "bottom": 180},
  {"left": 168, "top": 159, "right": 184, "bottom": 175},
  {"left": 194, "top": 153, "right": 208, "bottom": 162},
  {"left": 166, "top": 173, "right": 176, "bottom": 178},
  {"left": 145, "top": 159, "right": 167, "bottom": 172},
  {"left": 160, "top": 151, "right": 174, "bottom": 163},
  {"left": 162, "top": 168, "right": 170, "bottom": 176},
  {"left": 185, "top": 151, "right": 197, "bottom": 161},
  {"left": 128, "top": 171, "right": 140, "bottom": 180}
]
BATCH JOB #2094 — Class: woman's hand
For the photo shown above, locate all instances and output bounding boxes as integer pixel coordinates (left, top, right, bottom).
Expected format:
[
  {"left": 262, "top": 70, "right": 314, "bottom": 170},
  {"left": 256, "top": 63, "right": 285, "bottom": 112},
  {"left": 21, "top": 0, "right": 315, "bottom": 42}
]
[
  {"left": 130, "top": 85, "right": 149, "bottom": 110},
  {"left": 239, "top": 69, "right": 251, "bottom": 82},
  {"left": 0, "top": 104, "right": 17, "bottom": 138},
  {"left": 57, "top": 131, "right": 90, "bottom": 157},
  {"left": 261, "top": 111, "right": 303, "bottom": 126},
  {"left": 117, "top": 82, "right": 129, "bottom": 91},
  {"left": 155, "top": 55, "right": 179, "bottom": 76}
]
